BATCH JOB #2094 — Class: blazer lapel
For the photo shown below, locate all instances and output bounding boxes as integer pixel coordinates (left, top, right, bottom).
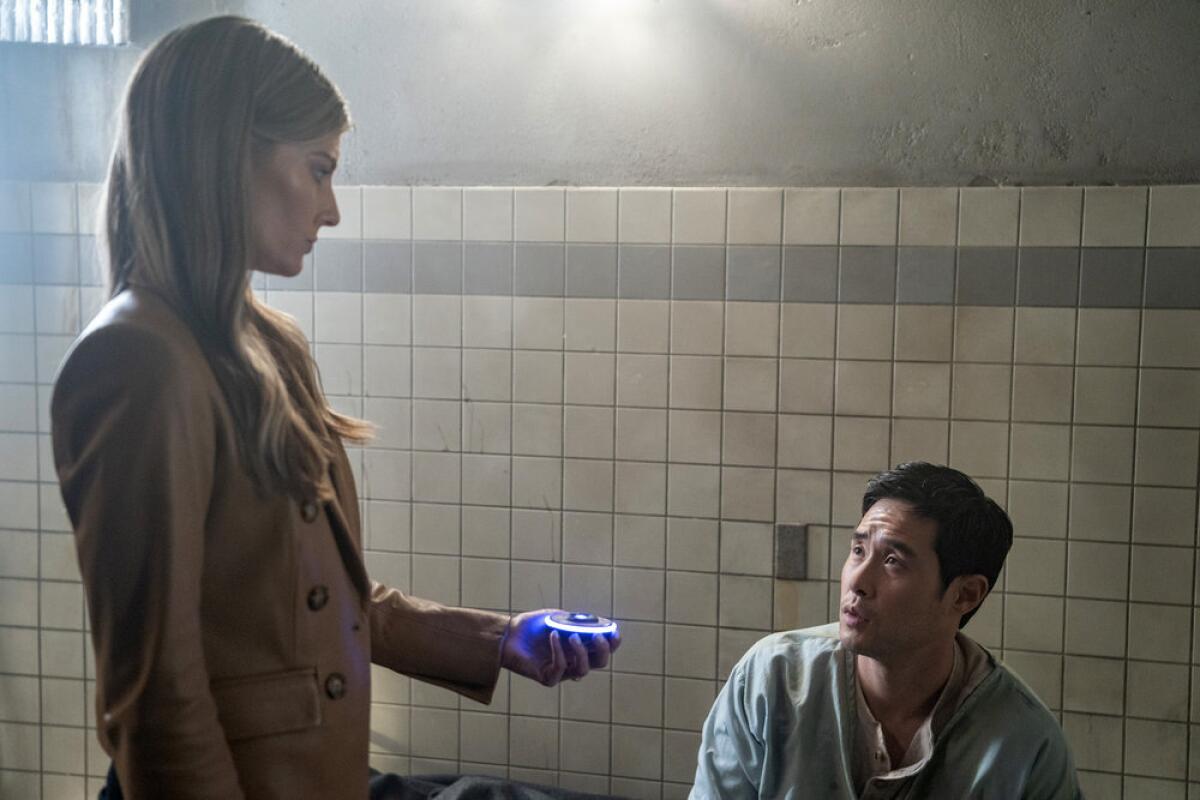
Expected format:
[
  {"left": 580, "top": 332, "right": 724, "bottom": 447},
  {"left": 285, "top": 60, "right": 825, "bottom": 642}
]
[{"left": 323, "top": 449, "right": 371, "bottom": 606}]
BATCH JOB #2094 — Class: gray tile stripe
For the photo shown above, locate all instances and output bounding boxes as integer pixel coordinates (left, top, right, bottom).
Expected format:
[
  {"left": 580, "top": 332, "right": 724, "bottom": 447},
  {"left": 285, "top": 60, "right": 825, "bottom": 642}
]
[{"left": 5, "top": 238, "right": 1199, "bottom": 309}]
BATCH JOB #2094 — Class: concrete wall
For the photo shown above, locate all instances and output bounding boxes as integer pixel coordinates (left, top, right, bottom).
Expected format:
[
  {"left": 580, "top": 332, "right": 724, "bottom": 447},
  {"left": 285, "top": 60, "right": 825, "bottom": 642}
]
[{"left": 2, "top": 1, "right": 1199, "bottom": 187}]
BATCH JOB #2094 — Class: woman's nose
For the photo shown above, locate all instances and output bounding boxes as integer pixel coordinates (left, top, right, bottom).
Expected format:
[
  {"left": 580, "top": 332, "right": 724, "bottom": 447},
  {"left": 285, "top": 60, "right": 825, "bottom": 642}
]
[{"left": 320, "top": 192, "right": 341, "bottom": 228}]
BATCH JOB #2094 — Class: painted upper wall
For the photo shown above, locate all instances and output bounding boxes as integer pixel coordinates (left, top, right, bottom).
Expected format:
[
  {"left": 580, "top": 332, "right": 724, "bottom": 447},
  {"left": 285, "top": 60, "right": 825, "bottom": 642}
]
[{"left": 1, "top": 0, "right": 1198, "bottom": 186}]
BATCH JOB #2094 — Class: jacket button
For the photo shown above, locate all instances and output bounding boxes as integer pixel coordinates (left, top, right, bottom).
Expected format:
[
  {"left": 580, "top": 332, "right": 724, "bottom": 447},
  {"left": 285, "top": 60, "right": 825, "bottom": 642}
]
[
  {"left": 325, "top": 673, "right": 346, "bottom": 700},
  {"left": 307, "top": 585, "right": 329, "bottom": 611},
  {"left": 301, "top": 501, "right": 319, "bottom": 523}
]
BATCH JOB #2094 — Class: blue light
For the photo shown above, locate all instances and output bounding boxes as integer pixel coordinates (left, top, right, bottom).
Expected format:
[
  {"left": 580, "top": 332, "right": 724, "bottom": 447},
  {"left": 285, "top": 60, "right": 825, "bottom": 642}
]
[{"left": 543, "top": 612, "right": 618, "bottom": 636}]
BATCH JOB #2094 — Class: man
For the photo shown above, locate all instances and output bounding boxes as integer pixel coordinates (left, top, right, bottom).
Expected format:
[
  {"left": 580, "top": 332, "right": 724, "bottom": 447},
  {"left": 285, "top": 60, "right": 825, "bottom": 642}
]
[{"left": 691, "top": 462, "right": 1080, "bottom": 799}]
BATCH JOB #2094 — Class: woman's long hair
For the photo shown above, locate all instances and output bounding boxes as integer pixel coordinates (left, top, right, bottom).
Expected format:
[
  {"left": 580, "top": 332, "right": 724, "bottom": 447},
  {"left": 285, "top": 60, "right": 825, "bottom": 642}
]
[{"left": 103, "top": 15, "right": 371, "bottom": 502}]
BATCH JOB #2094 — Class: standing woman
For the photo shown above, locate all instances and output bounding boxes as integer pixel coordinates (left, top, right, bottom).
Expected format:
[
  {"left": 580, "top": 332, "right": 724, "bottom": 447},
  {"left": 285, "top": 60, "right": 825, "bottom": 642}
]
[{"left": 51, "top": 16, "right": 614, "bottom": 799}]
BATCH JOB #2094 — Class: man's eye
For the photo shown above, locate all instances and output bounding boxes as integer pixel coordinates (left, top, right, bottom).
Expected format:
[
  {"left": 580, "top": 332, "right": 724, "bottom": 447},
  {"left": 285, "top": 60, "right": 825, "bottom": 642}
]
[
  {"left": 851, "top": 545, "right": 864, "bottom": 556},
  {"left": 884, "top": 555, "right": 900, "bottom": 565}
]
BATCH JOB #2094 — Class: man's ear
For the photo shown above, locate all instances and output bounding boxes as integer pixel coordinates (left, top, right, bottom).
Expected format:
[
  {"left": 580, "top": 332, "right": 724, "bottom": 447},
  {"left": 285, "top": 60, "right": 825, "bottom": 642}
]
[{"left": 949, "top": 574, "right": 989, "bottom": 619}]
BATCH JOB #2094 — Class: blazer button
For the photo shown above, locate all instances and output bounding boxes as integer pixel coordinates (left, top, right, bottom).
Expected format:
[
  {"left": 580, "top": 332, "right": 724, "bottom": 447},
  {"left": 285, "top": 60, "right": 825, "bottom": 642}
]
[
  {"left": 301, "top": 500, "right": 319, "bottom": 523},
  {"left": 307, "top": 585, "right": 329, "bottom": 611},
  {"left": 325, "top": 673, "right": 346, "bottom": 700}
]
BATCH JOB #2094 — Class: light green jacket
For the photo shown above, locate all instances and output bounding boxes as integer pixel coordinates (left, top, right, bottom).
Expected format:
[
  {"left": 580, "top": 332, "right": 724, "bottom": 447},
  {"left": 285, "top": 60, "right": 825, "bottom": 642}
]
[{"left": 691, "top": 624, "right": 1081, "bottom": 799}]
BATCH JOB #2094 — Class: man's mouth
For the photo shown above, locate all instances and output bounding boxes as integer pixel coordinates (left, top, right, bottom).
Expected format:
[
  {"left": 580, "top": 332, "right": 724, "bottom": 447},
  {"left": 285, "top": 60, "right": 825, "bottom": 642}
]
[{"left": 842, "top": 605, "right": 868, "bottom": 627}]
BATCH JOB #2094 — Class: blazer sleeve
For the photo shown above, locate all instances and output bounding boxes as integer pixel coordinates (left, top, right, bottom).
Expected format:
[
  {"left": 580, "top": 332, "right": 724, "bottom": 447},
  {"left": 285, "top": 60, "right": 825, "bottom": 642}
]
[
  {"left": 51, "top": 324, "right": 245, "bottom": 800},
  {"left": 368, "top": 583, "right": 509, "bottom": 704}
]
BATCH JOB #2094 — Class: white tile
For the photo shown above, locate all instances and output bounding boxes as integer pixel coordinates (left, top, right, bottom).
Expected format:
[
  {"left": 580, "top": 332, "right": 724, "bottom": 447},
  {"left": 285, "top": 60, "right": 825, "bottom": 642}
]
[
  {"left": 0, "top": 481, "right": 37, "bottom": 530},
  {"left": 512, "top": 350, "right": 562, "bottom": 403},
  {"left": 836, "top": 304, "right": 893, "bottom": 360},
  {"left": 615, "top": 461, "right": 666, "bottom": 516},
  {"left": 463, "top": 295, "right": 511, "bottom": 348},
  {"left": 363, "top": 186, "right": 411, "bottom": 240},
  {"left": 511, "top": 458, "right": 562, "bottom": 510},
  {"left": 362, "top": 449, "right": 412, "bottom": 502},
  {"left": 899, "top": 188, "right": 957, "bottom": 246},
  {"left": 725, "top": 357, "right": 777, "bottom": 412},
  {"left": 323, "top": 185, "right": 362, "bottom": 239},
  {"left": 1063, "top": 658, "right": 1125, "bottom": 715},
  {"left": 670, "top": 300, "right": 724, "bottom": 355},
  {"left": 718, "top": 575, "right": 772, "bottom": 629},
  {"left": 666, "top": 518, "right": 718, "bottom": 573},
  {"left": 561, "top": 563, "right": 613, "bottom": 613},
  {"left": 1126, "top": 660, "right": 1188, "bottom": 721},
  {"left": 314, "top": 292, "right": 362, "bottom": 343},
  {"left": 725, "top": 301, "right": 778, "bottom": 357},
  {"left": 413, "top": 188, "right": 463, "bottom": 240},
  {"left": 834, "top": 360, "right": 891, "bottom": 417},
  {"left": 780, "top": 302, "right": 836, "bottom": 358},
  {"left": 565, "top": 297, "right": 616, "bottom": 352},
  {"left": 1002, "top": 650, "right": 1061, "bottom": 709},
  {"left": 783, "top": 189, "right": 839, "bottom": 245},
  {"left": 1136, "top": 428, "right": 1199, "bottom": 488},
  {"left": 614, "top": 566, "right": 665, "bottom": 621},
  {"left": 558, "top": 720, "right": 610, "bottom": 773},
  {"left": 40, "top": 630, "right": 84, "bottom": 678},
  {"left": 616, "top": 407, "right": 666, "bottom": 462},
  {"left": 953, "top": 306, "right": 1013, "bottom": 363},
  {"left": 1138, "top": 369, "right": 1200, "bottom": 428},
  {"left": 1019, "top": 187, "right": 1083, "bottom": 246},
  {"left": 0, "top": 285, "right": 35, "bottom": 334},
  {"left": 1071, "top": 425, "right": 1134, "bottom": 484},
  {"left": 1066, "top": 541, "right": 1128, "bottom": 600},
  {"left": 562, "top": 511, "right": 613, "bottom": 565},
  {"left": 462, "top": 349, "right": 511, "bottom": 403},
  {"left": 949, "top": 421, "right": 1009, "bottom": 480},
  {"left": 567, "top": 188, "right": 617, "bottom": 243},
  {"left": 1125, "top": 718, "right": 1188, "bottom": 779},
  {"left": 0, "top": 433, "right": 36, "bottom": 481},
  {"left": 673, "top": 188, "right": 727, "bottom": 244},
  {"left": 1075, "top": 308, "right": 1140, "bottom": 366},
  {"left": 1141, "top": 310, "right": 1200, "bottom": 368},
  {"left": 1132, "top": 487, "right": 1196, "bottom": 547},
  {"left": 1005, "top": 537, "right": 1065, "bottom": 595},
  {"left": 779, "top": 358, "right": 834, "bottom": 414},
  {"left": 1148, "top": 186, "right": 1200, "bottom": 247},
  {"left": 840, "top": 188, "right": 898, "bottom": 246},
  {"left": 952, "top": 363, "right": 1012, "bottom": 420},
  {"left": 1127, "top": 603, "right": 1190, "bottom": 662},
  {"left": 728, "top": 189, "right": 782, "bottom": 245},
  {"left": 34, "top": 285, "right": 79, "bottom": 335},
  {"left": 77, "top": 182, "right": 103, "bottom": 236},
  {"left": 514, "top": 188, "right": 564, "bottom": 242},
  {"left": 412, "top": 294, "right": 461, "bottom": 347},
  {"left": 890, "top": 418, "right": 949, "bottom": 465},
  {"left": 894, "top": 304, "right": 954, "bottom": 362},
  {"left": 362, "top": 345, "right": 410, "bottom": 398},
  {"left": 1009, "top": 423, "right": 1070, "bottom": 480},
  {"left": 893, "top": 361, "right": 951, "bottom": 419},
  {"left": 409, "top": 707, "right": 459, "bottom": 760},
  {"left": 616, "top": 353, "right": 667, "bottom": 407},
  {"left": 612, "top": 672, "right": 663, "bottom": 726},
  {"left": 0, "top": 181, "right": 31, "bottom": 232},
  {"left": 1082, "top": 186, "right": 1147, "bottom": 247},
  {"left": 513, "top": 297, "right": 563, "bottom": 350},
  {"left": 1003, "top": 594, "right": 1063, "bottom": 652},
  {"left": 670, "top": 354, "right": 723, "bottom": 410},
  {"left": 667, "top": 463, "right": 720, "bottom": 518},
  {"left": 1014, "top": 307, "right": 1076, "bottom": 365},
  {"left": 611, "top": 725, "right": 662, "bottom": 780},
  {"left": 617, "top": 299, "right": 669, "bottom": 353},
  {"left": 618, "top": 189, "right": 671, "bottom": 244},
  {"left": 958, "top": 188, "right": 1019, "bottom": 246},
  {"left": 777, "top": 413, "right": 833, "bottom": 469},
  {"left": 463, "top": 188, "right": 513, "bottom": 241},
  {"left": 30, "top": 182, "right": 76, "bottom": 234},
  {"left": 1130, "top": 545, "right": 1193, "bottom": 605},
  {"left": 40, "top": 581, "right": 83, "bottom": 630},
  {"left": 719, "top": 521, "right": 772, "bottom": 576},
  {"left": 564, "top": 352, "right": 614, "bottom": 406}
]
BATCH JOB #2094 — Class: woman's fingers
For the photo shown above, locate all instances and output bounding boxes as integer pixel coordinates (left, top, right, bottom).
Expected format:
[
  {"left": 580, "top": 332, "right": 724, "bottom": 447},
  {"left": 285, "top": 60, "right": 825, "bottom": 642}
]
[
  {"left": 565, "top": 633, "right": 590, "bottom": 680},
  {"left": 587, "top": 631, "right": 612, "bottom": 669}
]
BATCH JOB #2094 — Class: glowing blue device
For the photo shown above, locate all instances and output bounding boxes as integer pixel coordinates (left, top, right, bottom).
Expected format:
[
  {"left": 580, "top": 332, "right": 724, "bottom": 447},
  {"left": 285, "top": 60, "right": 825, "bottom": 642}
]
[{"left": 544, "top": 611, "right": 618, "bottom": 637}]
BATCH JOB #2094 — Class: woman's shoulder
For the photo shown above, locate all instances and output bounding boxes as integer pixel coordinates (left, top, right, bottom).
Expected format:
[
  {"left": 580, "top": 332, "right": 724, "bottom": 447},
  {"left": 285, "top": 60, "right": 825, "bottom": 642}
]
[{"left": 55, "top": 287, "right": 214, "bottom": 401}]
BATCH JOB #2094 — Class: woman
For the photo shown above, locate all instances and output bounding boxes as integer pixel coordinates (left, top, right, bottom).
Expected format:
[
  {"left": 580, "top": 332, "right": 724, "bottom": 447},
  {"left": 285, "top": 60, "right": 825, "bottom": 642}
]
[{"left": 50, "top": 16, "right": 615, "bottom": 799}]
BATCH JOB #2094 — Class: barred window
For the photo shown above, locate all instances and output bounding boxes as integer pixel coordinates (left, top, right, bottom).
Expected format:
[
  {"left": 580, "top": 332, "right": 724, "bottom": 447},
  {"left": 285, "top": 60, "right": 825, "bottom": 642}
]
[{"left": 1, "top": 0, "right": 129, "bottom": 46}]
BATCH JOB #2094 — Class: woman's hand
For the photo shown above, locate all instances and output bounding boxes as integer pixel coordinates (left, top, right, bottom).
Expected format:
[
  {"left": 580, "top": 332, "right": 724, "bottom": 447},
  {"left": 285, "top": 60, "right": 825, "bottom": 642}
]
[{"left": 500, "top": 608, "right": 621, "bottom": 687}]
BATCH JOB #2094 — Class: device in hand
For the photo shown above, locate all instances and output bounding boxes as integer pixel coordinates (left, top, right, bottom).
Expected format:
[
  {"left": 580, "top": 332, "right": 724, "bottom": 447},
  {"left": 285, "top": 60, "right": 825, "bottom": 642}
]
[{"left": 544, "top": 611, "right": 618, "bottom": 641}]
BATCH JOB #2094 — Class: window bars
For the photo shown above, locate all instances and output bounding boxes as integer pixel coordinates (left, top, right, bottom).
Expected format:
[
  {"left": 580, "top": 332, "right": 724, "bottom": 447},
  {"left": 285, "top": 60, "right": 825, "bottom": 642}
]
[{"left": 1, "top": 0, "right": 129, "bottom": 46}]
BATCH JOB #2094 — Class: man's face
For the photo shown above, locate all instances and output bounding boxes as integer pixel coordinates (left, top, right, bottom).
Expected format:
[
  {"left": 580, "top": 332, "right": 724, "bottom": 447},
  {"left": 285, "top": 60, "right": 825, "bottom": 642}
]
[{"left": 839, "top": 498, "right": 963, "bottom": 663}]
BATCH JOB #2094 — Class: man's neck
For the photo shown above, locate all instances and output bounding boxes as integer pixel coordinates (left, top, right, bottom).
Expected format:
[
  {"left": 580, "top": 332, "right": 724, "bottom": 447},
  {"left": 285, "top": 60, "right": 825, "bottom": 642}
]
[{"left": 856, "top": 638, "right": 956, "bottom": 757}]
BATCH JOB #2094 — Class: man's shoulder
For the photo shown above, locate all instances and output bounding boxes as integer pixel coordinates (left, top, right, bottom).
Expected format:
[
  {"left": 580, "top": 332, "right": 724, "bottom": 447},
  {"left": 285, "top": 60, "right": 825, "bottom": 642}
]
[{"left": 737, "top": 623, "right": 843, "bottom": 677}]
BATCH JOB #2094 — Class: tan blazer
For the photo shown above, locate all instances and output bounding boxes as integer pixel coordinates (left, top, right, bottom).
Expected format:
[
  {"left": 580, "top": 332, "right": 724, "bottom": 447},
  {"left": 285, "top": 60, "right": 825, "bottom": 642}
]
[{"left": 51, "top": 287, "right": 509, "bottom": 799}]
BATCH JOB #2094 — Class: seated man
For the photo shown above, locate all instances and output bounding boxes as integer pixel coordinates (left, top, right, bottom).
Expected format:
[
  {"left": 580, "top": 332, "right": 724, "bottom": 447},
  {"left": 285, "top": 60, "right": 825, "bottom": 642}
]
[{"left": 691, "top": 462, "right": 1080, "bottom": 799}]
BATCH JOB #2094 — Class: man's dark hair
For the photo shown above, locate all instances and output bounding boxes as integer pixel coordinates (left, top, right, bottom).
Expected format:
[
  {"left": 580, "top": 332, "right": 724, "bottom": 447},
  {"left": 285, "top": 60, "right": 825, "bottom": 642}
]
[{"left": 862, "top": 462, "right": 1013, "bottom": 629}]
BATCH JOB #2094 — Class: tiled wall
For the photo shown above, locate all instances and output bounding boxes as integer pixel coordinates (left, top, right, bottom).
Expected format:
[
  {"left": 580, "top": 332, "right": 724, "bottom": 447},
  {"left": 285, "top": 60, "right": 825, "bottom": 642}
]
[{"left": 1, "top": 182, "right": 1199, "bottom": 799}]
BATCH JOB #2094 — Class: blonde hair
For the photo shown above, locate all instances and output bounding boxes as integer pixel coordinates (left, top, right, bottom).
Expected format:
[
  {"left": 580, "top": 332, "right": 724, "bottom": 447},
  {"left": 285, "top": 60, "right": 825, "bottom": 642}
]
[{"left": 103, "top": 15, "right": 370, "bottom": 502}]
